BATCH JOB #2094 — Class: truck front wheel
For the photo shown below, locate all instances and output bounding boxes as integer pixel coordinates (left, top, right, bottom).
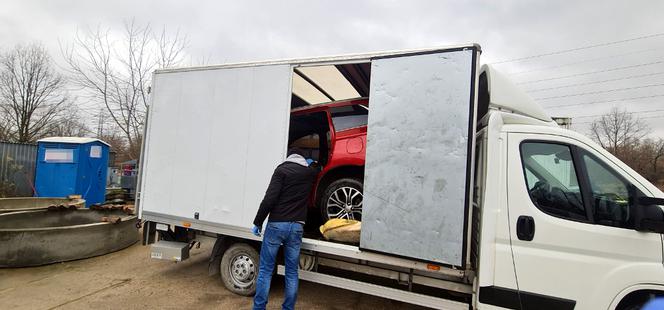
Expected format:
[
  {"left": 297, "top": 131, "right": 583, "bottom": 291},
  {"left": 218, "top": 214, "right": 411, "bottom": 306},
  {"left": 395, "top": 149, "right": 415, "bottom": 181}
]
[
  {"left": 220, "top": 243, "right": 259, "bottom": 296},
  {"left": 320, "top": 178, "right": 363, "bottom": 221}
]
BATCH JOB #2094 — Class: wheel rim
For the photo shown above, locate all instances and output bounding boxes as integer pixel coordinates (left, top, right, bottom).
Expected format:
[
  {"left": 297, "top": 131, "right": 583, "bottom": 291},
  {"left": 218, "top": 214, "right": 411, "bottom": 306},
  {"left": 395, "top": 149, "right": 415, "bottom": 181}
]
[
  {"left": 326, "top": 186, "right": 363, "bottom": 220},
  {"left": 228, "top": 254, "right": 256, "bottom": 288}
]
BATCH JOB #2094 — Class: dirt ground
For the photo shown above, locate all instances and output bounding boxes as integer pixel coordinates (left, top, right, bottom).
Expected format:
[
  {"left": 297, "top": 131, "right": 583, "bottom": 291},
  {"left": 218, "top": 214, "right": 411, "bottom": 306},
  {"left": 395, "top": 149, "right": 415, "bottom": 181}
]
[{"left": 0, "top": 235, "right": 425, "bottom": 310}]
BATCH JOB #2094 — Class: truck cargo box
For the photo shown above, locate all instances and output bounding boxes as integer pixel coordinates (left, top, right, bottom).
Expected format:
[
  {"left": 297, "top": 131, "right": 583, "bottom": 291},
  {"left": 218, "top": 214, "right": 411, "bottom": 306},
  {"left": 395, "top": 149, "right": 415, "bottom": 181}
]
[{"left": 139, "top": 44, "right": 479, "bottom": 267}]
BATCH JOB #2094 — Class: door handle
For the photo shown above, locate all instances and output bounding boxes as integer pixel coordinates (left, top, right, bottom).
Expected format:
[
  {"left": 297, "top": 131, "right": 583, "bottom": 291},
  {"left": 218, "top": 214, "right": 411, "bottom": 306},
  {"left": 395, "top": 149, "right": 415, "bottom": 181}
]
[{"left": 517, "top": 215, "right": 535, "bottom": 241}]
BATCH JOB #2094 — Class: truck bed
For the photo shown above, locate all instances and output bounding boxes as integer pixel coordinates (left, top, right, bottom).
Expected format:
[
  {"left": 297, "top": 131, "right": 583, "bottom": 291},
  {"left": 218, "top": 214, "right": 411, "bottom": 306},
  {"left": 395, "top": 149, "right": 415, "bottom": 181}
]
[{"left": 142, "top": 209, "right": 473, "bottom": 309}]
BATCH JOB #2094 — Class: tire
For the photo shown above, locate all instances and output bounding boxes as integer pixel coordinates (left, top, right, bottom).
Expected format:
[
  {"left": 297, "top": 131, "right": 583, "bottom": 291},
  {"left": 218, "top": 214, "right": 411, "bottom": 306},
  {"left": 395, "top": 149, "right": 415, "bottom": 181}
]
[
  {"left": 620, "top": 301, "right": 648, "bottom": 310},
  {"left": 621, "top": 304, "right": 643, "bottom": 310},
  {"left": 220, "top": 243, "right": 259, "bottom": 296},
  {"left": 319, "top": 177, "right": 363, "bottom": 221},
  {"left": 617, "top": 291, "right": 664, "bottom": 310}
]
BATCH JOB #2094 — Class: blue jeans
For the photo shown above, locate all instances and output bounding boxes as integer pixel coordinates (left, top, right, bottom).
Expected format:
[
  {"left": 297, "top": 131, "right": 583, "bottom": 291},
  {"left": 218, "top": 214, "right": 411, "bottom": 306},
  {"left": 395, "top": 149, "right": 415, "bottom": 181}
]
[{"left": 253, "top": 221, "right": 303, "bottom": 310}]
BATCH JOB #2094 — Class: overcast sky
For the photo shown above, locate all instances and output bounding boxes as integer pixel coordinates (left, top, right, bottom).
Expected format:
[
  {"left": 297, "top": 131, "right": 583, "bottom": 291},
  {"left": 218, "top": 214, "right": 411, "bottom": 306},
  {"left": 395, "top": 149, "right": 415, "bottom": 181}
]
[{"left": 2, "top": 0, "right": 664, "bottom": 137}]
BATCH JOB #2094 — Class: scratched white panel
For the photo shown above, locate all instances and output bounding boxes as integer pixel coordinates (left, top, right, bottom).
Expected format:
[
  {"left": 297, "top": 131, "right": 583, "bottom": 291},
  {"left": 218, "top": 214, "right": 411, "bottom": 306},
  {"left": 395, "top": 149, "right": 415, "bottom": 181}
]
[
  {"left": 360, "top": 50, "right": 475, "bottom": 266},
  {"left": 141, "top": 65, "right": 291, "bottom": 227}
]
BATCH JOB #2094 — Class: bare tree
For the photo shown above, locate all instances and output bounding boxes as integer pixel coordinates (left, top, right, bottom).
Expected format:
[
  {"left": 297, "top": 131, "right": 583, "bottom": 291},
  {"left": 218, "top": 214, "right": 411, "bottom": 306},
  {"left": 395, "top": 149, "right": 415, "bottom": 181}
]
[
  {"left": 0, "top": 44, "right": 70, "bottom": 143},
  {"left": 45, "top": 106, "right": 91, "bottom": 137},
  {"left": 62, "top": 20, "right": 186, "bottom": 158},
  {"left": 99, "top": 130, "right": 130, "bottom": 164},
  {"left": 634, "top": 138, "right": 664, "bottom": 184},
  {"left": 589, "top": 109, "right": 664, "bottom": 187},
  {"left": 652, "top": 139, "right": 664, "bottom": 177},
  {"left": 590, "top": 107, "right": 650, "bottom": 158},
  {"left": 0, "top": 114, "right": 13, "bottom": 141}
]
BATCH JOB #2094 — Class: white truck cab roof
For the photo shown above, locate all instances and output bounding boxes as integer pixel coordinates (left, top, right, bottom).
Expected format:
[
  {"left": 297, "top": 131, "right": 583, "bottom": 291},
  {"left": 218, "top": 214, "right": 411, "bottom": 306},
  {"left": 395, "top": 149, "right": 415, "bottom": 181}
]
[
  {"left": 481, "top": 64, "right": 555, "bottom": 125},
  {"left": 479, "top": 64, "right": 664, "bottom": 198}
]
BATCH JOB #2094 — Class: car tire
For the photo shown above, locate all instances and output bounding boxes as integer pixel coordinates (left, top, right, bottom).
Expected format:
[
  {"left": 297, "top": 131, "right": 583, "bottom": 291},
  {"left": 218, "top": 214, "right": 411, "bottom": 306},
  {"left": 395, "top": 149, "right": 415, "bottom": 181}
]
[
  {"left": 220, "top": 243, "right": 259, "bottom": 296},
  {"left": 320, "top": 177, "right": 363, "bottom": 221}
]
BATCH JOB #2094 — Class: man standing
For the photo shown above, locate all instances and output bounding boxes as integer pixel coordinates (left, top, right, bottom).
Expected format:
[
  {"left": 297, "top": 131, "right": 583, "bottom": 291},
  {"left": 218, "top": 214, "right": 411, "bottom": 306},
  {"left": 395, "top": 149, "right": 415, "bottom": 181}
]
[{"left": 252, "top": 147, "right": 318, "bottom": 310}]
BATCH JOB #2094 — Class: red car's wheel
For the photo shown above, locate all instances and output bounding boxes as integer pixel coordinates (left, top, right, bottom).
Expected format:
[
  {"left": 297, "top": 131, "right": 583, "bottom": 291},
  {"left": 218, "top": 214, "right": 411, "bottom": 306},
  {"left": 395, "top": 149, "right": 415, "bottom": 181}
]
[{"left": 320, "top": 178, "right": 363, "bottom": 221}]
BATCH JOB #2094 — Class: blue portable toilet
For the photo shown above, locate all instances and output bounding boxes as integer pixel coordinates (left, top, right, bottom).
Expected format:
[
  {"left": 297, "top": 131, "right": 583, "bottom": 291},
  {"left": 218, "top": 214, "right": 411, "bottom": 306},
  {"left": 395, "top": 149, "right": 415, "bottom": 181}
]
[{"left": 34, "top": 137, "right": 110, "bottom": 207}]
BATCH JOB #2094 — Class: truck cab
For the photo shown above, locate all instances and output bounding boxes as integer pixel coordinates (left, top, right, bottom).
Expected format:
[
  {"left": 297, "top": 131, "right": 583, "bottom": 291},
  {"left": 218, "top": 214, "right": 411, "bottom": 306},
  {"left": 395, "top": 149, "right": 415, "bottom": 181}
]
[{"left": 474, "top": 67, "right": 664, "bottom": 309}]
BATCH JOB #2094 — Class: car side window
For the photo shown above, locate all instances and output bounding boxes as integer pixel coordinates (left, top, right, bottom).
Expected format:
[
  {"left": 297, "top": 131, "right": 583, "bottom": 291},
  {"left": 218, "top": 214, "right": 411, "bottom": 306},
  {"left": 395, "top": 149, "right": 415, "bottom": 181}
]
[
  {"left": 581, "top": 152, "right": 634, "bottom": 228},
  {"left": 520, "top": 142, "right": 587, "bottom": 221},
  {"left": 330, "top": 105, "right": 368, "bottom": 132}
]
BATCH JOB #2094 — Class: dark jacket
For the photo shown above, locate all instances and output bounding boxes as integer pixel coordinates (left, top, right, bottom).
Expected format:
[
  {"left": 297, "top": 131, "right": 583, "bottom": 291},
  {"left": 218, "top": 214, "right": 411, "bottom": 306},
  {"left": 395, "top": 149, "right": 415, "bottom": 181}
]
[{"left": 253, "top": 157, "right": 318, "bottom": 227}]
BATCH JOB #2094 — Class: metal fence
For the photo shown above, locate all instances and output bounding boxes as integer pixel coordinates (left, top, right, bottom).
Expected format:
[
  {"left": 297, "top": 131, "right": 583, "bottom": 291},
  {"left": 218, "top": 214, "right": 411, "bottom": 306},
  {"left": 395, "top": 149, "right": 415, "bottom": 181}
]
[{"left": 0, "top": 142, "right": 37, "bottom": 197}]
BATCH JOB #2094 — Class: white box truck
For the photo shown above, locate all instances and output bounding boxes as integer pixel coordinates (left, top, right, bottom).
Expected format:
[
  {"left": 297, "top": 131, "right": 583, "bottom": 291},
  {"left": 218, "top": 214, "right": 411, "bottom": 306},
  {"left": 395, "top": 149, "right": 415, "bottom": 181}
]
[{"left": 137, "top": 44, "right": 664, "bottom": 309}]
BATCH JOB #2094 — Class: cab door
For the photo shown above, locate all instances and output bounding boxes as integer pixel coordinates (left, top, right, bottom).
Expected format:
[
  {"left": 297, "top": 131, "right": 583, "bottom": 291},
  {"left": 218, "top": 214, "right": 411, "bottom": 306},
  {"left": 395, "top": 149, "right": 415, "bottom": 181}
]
[{"left": 505, "top": 133, "right": 663, "bottom": 309}]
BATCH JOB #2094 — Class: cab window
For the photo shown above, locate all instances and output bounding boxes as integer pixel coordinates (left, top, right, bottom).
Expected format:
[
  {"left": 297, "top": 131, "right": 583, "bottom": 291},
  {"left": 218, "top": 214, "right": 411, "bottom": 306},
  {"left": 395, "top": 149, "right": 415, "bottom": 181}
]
[
  {"left": 582, "top": 152, "right": 634, "bottom": 228},
  {"left": 520, "top": 142, "right": 587, "bottom": 221},
  {"left": 520, "top": 141, "right": 641, "bottom": 229}
]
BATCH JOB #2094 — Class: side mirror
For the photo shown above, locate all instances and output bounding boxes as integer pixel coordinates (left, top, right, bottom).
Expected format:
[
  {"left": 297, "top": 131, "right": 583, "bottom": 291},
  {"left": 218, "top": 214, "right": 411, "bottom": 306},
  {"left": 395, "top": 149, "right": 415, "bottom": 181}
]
[
  {"left": 638, "top": 197, "right": 664, "bottom": 206},
  {"left": 635, "top": 197, "right": 664, "bottom": 233}
]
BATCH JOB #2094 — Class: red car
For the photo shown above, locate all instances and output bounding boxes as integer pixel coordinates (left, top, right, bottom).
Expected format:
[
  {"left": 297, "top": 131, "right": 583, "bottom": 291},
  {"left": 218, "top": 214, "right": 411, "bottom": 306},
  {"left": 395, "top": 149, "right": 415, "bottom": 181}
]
[{"left": 289, "top": 98, "right": 368, "bottom": 221}]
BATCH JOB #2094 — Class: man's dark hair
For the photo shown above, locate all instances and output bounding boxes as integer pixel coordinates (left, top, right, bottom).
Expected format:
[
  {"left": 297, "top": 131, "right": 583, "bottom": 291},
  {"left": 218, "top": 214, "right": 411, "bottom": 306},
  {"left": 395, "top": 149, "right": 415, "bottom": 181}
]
[{"left": 287, "top": 147, "right": 305, "bottom": 157}]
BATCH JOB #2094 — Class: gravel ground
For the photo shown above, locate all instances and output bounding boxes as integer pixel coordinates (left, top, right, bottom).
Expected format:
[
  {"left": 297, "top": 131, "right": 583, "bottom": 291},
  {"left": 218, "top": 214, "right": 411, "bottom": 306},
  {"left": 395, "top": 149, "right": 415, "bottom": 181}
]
[{"left": 0, "top": 235, "right": 425, "bottom": 310}]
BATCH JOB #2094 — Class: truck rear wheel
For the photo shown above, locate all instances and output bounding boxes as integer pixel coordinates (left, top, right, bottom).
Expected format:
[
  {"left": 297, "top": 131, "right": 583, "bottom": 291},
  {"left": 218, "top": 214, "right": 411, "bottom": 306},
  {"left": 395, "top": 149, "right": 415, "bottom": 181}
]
[
  {"left": 220, "top": 243, "right": 259, "bottom": 296},
  {"left": 320, "top": 178, "right": 363, "bottom": 221}
]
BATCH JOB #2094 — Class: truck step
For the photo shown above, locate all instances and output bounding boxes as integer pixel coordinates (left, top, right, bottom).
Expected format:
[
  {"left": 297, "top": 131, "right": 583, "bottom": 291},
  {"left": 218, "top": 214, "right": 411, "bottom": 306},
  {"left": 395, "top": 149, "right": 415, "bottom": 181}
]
[{"left": 276, "top": 265, "right": 468, "bottom": 310}]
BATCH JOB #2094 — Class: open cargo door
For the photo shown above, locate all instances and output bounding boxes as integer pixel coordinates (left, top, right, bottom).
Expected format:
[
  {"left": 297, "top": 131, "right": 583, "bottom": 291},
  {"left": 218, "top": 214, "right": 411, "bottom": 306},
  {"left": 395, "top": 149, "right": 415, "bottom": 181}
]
[
  {"left": 360, "top": 47, "right": 479, "bottom": 266},
  {"left": 140, "top": 65, "right": 292, "bottom": 227}
]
